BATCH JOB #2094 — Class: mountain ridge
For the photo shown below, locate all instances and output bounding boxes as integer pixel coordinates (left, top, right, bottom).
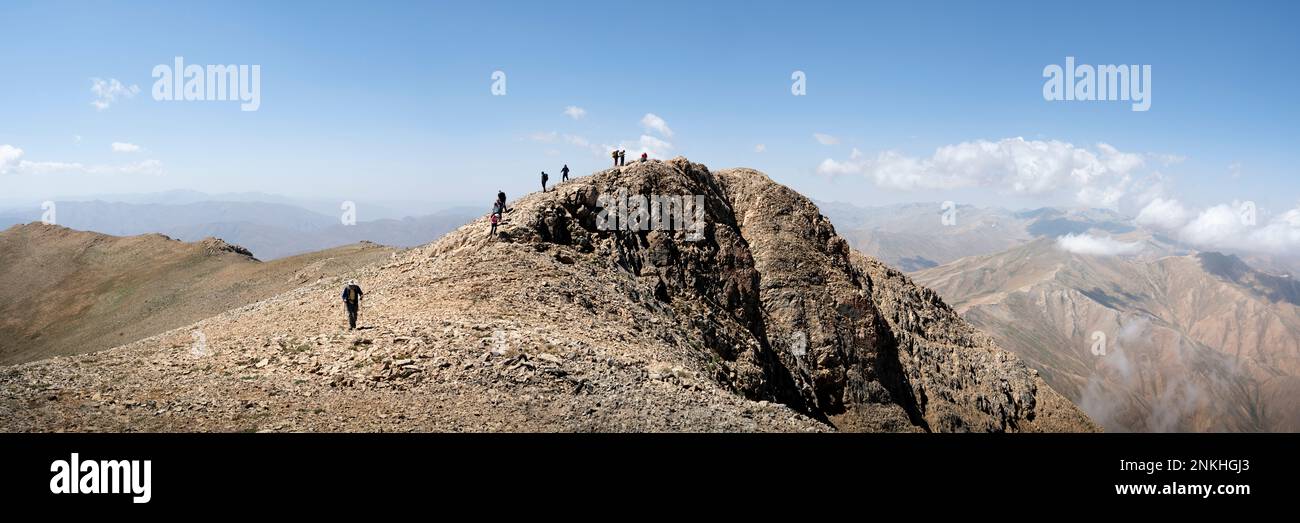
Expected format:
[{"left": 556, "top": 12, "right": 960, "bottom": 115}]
[{"left": 0, "top": 159, "right": 1095, "bottom": 432}]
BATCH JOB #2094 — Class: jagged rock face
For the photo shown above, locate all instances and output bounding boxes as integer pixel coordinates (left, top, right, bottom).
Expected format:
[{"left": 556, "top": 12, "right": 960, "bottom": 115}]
[{"left": 470, "top": 158, "right": 1095, "bottom": 431}]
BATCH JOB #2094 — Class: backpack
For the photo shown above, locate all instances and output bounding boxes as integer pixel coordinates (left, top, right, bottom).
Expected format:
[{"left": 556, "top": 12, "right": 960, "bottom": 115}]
[{"left": 343, "top": 285, "right": 360, "bottom": 304}]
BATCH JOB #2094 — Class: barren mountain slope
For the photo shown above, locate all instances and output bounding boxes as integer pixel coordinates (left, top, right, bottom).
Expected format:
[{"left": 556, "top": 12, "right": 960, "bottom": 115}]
[
  {"left": 0, "top": 223, "right": 395, "bottom": 364},
  {"left": 0, "top": 159, "right": 1095, "bottom": 432},
  {"left": 915, "top": 239, "right": 1300, "bottom": 432}
]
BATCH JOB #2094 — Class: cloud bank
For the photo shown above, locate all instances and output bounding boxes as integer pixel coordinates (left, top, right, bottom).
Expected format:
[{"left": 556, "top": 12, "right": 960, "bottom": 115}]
[{"left": 1056, "top": 233, "right": 1143, "bottom": 256}]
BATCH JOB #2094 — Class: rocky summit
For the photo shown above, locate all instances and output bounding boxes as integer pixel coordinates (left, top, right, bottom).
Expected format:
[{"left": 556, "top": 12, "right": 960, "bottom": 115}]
[{"left": 0, "top": 158, "right": 1096, "bottom": 432}]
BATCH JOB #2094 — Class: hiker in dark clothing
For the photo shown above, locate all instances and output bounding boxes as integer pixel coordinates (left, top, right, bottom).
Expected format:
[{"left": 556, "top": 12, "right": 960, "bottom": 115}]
[
  {"left": 341, "top": 280, "right": 363, "bottom": 330},
  {"left": 541, "top": 171, "right": 549, "bottom": 192},
  {"left": 561, "top": 164, "right": 569, "bottom": 182},
  {"left": 496, "top": 190, "right": 507, "bottom": 214},
  {"left": 611, "top": 149, "right": 620, "bottom": 167},
  {"left": 618, "top": 150, "right": 626, "bottom": 166}
]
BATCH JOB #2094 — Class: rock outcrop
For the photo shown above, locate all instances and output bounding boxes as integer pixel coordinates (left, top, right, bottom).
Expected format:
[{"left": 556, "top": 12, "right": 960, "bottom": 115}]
[{"left": 0, "top": 159, "right": 1096, "bottom": 432}]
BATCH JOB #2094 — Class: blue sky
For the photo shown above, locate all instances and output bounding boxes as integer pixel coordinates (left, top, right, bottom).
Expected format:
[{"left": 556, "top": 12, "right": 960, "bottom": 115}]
[{"left": 1, "top": 0, "right": 1296, "bottom": 216}]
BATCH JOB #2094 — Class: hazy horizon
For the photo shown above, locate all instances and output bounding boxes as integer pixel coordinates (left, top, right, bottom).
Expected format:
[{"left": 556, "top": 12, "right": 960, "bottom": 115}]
[{"left": 3, "top": 0, "right": 1297, "bottom": 258}]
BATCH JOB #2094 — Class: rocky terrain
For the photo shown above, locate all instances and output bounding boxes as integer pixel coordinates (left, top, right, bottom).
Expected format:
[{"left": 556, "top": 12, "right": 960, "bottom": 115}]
[
  {"left": 0, "top": 159, "right": 1096, "bottom": 432},
  {"left": 0, "top": 223, "right": 396, "bottom": 365}
]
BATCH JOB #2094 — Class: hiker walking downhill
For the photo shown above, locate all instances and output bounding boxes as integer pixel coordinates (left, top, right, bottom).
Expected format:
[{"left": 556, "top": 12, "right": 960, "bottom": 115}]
[
  {"left": 561, "top": 164, "right": 569, "bottom": 182},
  {"left": 541, "top": 171, "right": 549, "bottom": 192},
  {"left": 341, "top": 280, "right": 364, "bottom": 330},
  {"left": 488, "top": 211, "right": 500, "bottom": 236},
  {"left": 496, "top": 190, "right": 507, "bottom": 214}
]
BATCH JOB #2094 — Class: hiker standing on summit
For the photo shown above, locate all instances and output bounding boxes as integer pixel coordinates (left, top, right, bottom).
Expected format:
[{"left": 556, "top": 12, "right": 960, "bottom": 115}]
[
  {"left": 341, "top": 280, "right": 364, "bottom": 330},
  {"left": 561, "top": 164, "right": 569, "bottom": 182}
]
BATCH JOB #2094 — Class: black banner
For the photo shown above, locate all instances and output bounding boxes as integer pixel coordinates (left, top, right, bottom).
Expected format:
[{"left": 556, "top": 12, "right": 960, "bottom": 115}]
[{"left": 0, "top": 433, "right": 1289, "bottom": 513}]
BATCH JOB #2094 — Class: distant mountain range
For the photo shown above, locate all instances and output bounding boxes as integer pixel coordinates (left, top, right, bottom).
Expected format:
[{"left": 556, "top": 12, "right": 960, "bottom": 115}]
[
  {"left": 825, "top": 200, "right": 1300, "bottom": 432},
  {"left": 0, "top": 195, "right": 479, "bottom": 260}
]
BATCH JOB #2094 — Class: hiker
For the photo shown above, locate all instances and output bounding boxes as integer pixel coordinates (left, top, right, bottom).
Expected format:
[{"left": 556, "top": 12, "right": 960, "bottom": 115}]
[
  {"left": 640, "top": 152, "right": 648, "bottom": 162},
  {"left": 496, "top": 190, "right": 507, "bottom": 214},
  {"left": 492, "top": 197, "right": 504, "bottom": 218},
  {"left": 619, "top": 149, "right": 627, "bottom": 166},
  {"left": 561, "top": 164, "right": 570, "bottom": 182},
  {"left": 541, "top": 171, "right": 549, "bottom": 192},
  {"left": 341, "top": 280, "right": 364, "bottom": 330},
  {"left": 489, "top": 211, "right": 500, "bottom": 236},
  {"left": 611, "top": 149, "right": 620, "bottom": 167}
]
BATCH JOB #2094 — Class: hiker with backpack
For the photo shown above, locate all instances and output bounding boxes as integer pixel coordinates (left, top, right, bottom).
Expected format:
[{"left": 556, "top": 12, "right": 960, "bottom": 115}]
[
  {"left": 496, "top": 190, "right": 507, "bottom": 214},
  {"left": 561, "top": 164, "right": 570, "bottom": 182},
  {"left": 541, "top": 171, "right": 549, "bottom": 192},
  {"left": 341, "top": 280, "right": 364, "bottom": 330},
  {"left": 489, "top": 212, "right": 500, "bottom": 236},
  {"left": 611, "top": 149, "right": 619, "bottom": 167},
  {"left": 618, "top": 149, "right": 626, "bottom": 166}
]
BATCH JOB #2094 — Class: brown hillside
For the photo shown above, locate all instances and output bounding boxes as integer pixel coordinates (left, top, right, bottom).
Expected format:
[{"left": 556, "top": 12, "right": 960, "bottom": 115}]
[{"left": 0, "top": 223, "right": 395, "bottom": 365}]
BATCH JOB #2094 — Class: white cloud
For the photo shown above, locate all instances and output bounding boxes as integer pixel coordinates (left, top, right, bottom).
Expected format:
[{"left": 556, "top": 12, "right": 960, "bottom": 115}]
[
  {"left": 1178, "top": 202, "right": 1300, "bottom": 255},
  {"left": 608, "top": 135, "right": 672, "bottom": 159},
  {"left": 0, "top": 143, "right": 162, "bottom": 176},
  {"left": 1135, "top": 197, "right": 1190, "bottom": 230},
  {"left": 754, "top": 144, "right": 766, "bottom": 153},
  {"left": 111, "top": 142, "right": 141, "bottom": 153},
  {"left": 640, "top": 113, "right": 673, "bottom": 138},
  {"left": 0, "top": 145, "right": 23, "bottom": 174},
  {"left": 534, "top": 114, "right": 676, "bottom": 159},
  {"left": 813, "top": 133, "right": 840, "bottom": 145},
  {"left": 563, "top": 106, "right": 587, "bottom": 120},
  {"left": 818, "top": 138, "right": 1146, "bottom": 205},
  {"left": 1056, "top": 233, "right": 1144, "bottom": 256},
  {"left": 1135, "top": 198, "right": 1300, "bottom": 255},
  {"left": 90, "top": 78, "right": 140, "bottom": 111}
]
